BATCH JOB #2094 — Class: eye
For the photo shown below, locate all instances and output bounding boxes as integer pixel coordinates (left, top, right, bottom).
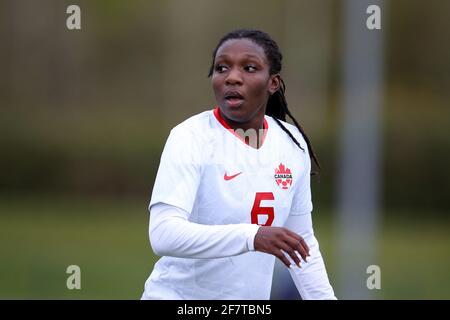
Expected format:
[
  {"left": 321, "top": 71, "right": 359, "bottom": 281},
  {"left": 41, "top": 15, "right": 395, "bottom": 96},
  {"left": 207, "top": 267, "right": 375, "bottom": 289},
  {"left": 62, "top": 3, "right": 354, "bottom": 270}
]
[
  {"left": 245, "top": 65, "right": 257, "bottom": 72},
  {"left": 215, "top": 65, "right": 228, "bottom": 73}
]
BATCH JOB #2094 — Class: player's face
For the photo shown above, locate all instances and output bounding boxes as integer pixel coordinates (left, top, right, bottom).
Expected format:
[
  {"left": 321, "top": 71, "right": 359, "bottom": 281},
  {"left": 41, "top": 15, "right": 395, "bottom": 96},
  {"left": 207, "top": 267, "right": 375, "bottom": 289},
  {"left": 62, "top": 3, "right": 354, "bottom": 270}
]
[{"left": 212, "top": 39, "right": 279, "bottom": 125}]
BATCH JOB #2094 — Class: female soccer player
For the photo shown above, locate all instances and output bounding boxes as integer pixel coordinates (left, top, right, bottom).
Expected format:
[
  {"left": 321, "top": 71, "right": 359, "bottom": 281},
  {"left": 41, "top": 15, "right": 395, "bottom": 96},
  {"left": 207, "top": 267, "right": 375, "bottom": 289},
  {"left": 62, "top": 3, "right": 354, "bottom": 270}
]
[{"left": 142, "top": 29, "right": 336, "bottom": 300}]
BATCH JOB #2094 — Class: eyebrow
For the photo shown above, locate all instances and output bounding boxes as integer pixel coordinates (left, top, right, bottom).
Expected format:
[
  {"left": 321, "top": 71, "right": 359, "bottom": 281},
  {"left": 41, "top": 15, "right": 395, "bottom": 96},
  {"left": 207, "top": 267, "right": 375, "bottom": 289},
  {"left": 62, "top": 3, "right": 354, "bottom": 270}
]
[{"left": 215, "top": 53, "right": 265, "bottom": 63}]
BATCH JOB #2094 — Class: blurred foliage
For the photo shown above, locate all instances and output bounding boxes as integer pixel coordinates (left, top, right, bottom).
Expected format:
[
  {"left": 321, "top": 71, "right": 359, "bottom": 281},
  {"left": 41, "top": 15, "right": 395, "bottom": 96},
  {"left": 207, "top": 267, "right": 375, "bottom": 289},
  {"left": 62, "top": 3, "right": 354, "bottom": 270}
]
[{"left": 0, "top": 0, "right": 449, "bottom": 214}]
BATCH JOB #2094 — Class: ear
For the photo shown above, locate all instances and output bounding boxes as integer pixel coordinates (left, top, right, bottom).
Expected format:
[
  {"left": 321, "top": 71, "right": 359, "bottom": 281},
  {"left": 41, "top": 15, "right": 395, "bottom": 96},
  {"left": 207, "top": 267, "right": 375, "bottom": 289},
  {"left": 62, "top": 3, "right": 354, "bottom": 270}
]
[{"left": 268, "top": 74, "right": 281, "bottom": 95}]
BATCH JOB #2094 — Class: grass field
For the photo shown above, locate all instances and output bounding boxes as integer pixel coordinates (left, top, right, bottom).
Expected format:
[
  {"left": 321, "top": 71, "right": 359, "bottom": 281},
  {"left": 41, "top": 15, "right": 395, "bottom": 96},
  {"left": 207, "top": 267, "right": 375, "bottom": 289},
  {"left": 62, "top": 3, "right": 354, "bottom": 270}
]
[{"left": 0, "top": 196, "right": 449, "bottom": 299}]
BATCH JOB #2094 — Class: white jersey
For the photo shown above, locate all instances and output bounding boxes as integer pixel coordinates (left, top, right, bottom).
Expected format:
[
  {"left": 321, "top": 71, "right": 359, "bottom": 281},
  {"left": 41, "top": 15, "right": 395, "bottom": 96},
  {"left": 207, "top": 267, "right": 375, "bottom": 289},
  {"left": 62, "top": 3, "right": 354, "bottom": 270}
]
[{"left": 142, "top": 107, "right": 319, "bottom": 300}]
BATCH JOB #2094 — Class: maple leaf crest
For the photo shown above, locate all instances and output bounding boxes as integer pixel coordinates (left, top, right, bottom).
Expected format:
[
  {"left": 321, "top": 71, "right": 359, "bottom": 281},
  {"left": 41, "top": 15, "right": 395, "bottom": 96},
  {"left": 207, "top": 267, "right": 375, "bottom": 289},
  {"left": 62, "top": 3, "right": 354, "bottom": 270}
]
[
  {"left": 275, "top": 163, "right": 291, "bottom": 174},
  {"left": 274, "top": 163, "right": 293, "bottom": 190}
]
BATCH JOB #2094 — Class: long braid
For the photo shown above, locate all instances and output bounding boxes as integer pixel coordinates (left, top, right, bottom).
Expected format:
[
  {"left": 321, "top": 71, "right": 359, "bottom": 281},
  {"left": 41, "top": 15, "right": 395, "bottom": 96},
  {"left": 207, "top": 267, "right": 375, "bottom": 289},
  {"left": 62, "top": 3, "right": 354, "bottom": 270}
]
[
  {"left": 208, "top": 29, "right": 321, "bottom": 175},
  {"left": 269, "top": 79, "right": 321, "bottom": 174}
]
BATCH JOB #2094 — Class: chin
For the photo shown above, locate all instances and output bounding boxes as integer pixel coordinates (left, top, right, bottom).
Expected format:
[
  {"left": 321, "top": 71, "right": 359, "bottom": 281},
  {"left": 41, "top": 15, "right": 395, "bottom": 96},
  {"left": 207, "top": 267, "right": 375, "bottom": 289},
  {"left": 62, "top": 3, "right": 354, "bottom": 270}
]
[{"left": 220, "top": 106, "right": 249, "bottom": 123}]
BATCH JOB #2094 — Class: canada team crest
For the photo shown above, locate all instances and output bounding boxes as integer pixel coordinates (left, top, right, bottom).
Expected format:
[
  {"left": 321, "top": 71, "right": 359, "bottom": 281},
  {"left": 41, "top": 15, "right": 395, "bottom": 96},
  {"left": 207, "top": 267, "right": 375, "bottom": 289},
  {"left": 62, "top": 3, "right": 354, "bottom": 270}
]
[{"left": 274, "top": 163, "right": 293, "bottom": 190}]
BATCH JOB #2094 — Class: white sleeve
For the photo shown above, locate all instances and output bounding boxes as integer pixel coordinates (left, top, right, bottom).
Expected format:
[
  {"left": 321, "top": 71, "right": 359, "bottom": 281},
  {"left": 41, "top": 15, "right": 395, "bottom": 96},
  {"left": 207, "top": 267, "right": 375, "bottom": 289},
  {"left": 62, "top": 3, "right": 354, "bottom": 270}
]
[
  {"left": 290, "top": 145, "right": 313, "bottom": 216},
  {"left": 149, "top": 126, "right": 202, "bottom": 214},
  {"left": 284, "top": 213, "right": 337, "bottom": 300},
  {"left": 149, "top": 202, "right": 260, "bottom": 259}
]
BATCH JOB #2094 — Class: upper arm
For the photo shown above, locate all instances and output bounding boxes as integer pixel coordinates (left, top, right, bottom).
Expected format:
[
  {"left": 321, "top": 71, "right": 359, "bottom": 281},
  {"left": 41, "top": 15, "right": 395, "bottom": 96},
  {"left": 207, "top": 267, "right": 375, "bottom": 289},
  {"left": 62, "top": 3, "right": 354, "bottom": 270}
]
[
  {"left": 290, "top": 145, "right": 313, "bottom": 216},
  {"left": 149, "top": 127, "right": 203, "bottom": 215},
  {"left": 284, "top": 213, "right": 314, "bottom": 239}
]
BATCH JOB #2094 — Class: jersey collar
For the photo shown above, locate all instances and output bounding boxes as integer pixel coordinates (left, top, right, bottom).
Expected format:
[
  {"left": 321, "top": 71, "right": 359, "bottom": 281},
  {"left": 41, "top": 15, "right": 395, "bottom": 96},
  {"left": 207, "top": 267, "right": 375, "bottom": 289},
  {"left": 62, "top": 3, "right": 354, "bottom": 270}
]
[{"left": 213, "top": 106, "right": 268, "bottom": 149}]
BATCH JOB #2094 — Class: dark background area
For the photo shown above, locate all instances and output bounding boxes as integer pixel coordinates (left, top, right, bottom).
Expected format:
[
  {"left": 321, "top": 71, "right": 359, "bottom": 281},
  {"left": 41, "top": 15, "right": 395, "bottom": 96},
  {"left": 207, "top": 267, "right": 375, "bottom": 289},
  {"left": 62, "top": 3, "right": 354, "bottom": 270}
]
[{"left": 0, "top": 0, "right": 449, "bottom": 299}]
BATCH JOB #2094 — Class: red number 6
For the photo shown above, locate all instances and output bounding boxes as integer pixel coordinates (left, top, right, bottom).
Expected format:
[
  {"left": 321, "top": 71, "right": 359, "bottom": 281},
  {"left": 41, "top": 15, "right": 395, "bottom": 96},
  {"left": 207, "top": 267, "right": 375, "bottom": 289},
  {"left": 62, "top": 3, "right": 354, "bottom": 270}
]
[{"left": 251, "top": 192, "right": 274, "bottom": 226}]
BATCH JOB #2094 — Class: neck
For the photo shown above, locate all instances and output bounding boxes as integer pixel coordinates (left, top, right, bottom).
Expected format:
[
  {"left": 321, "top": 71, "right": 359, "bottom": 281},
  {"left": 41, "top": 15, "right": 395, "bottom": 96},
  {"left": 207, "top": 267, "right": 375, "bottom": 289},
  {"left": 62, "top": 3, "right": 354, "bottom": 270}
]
[
  {"left": 218, "top": 107, "right": 267, "bottom": 148},
  {"left": 222, "top": 113, "right": 264, "bottom": 132}
]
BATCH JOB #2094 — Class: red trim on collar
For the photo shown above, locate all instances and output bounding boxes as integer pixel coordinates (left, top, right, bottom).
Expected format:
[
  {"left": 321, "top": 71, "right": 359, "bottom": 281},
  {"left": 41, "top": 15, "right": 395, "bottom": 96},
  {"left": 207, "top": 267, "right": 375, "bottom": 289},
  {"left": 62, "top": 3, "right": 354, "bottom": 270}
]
[{"left": 213, "top": 107, "right": 268, "bottom": 148}]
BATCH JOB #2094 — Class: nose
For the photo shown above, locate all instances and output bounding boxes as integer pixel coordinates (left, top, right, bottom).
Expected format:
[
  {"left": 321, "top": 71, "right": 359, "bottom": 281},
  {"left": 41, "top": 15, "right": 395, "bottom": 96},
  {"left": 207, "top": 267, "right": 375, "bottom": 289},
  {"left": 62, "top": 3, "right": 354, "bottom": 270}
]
[{"left": 225, "top": 68, "right": 243, "bottom": 86}]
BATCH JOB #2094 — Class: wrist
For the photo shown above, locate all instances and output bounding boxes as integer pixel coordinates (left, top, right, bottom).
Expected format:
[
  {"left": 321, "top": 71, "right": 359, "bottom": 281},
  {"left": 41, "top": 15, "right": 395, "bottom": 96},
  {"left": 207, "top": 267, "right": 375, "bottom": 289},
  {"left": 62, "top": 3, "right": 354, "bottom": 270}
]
[{"left": 246, "top": 224, "right": 260, "bottom": 251}]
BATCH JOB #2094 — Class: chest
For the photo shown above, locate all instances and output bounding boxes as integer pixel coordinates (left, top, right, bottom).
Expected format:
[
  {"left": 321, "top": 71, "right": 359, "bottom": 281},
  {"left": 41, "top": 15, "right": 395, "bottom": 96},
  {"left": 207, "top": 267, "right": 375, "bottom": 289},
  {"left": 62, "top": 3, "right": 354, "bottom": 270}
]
[{"left": 192, "top": 142, "right": 306, "bottom": 227}]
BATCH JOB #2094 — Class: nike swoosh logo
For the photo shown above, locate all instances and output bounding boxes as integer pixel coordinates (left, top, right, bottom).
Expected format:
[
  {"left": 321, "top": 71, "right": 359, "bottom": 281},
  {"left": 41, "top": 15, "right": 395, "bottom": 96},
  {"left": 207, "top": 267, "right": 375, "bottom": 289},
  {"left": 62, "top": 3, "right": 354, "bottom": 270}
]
[{"left": 224, "top": 172, "right": 242, "bottom": 181}]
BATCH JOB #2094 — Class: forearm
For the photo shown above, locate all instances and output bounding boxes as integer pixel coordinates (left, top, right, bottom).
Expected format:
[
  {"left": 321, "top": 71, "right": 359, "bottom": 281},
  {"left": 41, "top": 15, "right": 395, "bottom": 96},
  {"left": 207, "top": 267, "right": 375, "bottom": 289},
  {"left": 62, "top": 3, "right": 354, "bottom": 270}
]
[
  {"left": 285, "top": 214, "right": 337, "bottom": 300},
  {"left": 149, "top": 203, "right": 260, "bottom": 259}
]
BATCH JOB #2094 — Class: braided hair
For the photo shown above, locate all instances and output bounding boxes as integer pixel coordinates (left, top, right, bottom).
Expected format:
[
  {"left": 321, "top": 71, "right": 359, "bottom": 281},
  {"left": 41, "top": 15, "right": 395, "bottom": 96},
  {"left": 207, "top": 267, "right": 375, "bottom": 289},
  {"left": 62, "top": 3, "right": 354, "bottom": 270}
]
[{"left": 208, "top": 29, "right": 321, "bottom": 174}]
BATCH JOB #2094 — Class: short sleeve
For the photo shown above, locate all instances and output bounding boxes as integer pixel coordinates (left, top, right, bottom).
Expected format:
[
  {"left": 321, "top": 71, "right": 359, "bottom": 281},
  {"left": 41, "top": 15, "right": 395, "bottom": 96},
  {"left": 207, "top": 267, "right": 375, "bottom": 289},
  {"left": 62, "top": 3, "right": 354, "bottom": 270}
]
[
  {"left": 290, "top": 147, "right": 313, "bottom": 216},
  {"left": 149, "top": 126, "right": 202, "bottom": 214}
]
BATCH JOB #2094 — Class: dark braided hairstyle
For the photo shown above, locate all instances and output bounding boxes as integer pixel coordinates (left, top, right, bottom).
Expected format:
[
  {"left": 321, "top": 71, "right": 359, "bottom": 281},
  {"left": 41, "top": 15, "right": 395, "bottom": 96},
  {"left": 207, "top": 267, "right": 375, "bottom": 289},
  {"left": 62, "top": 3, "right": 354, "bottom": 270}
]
[{"left": 208, "top": 29, "right": 321, "bottom": 174}]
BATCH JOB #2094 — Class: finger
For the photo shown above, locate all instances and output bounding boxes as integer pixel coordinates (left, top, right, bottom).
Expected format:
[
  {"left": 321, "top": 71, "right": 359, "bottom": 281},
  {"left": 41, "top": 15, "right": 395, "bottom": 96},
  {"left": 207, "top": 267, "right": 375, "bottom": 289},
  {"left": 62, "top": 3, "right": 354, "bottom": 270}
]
[
  {"left": 285, "top": 237, "right": 308, "bottom": 262},
  {"left": 285, "top": 236, "right": 308, "bottom": 262},
  {"left": 285, "top": 230, "right": 310, "bottom": 257},
  {"left": 274, "top": 249, "right": 293, "bottom": 268},
  {"left": 284, "top": 229, "right": 304, "bottom": 242},
  {"left": 285, "top": 229, "right": 302, "bottom": 241},
  {"left": 278, "top": 241, "right": 301, "bottom": 268},
  {"left": 282, "top": 236, "right": 305, "bottom": 262},
  {"left": 299, "top": 237, "right": 310, "bottom": 256}
]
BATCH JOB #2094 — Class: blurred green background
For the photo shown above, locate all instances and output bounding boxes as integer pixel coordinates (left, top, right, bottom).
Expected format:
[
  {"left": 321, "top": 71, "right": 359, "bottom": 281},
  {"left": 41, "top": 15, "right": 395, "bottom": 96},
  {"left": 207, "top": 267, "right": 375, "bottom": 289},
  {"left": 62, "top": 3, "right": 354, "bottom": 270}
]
[{"left": 0, "top": 0, "right": 449, "bottom": 299}]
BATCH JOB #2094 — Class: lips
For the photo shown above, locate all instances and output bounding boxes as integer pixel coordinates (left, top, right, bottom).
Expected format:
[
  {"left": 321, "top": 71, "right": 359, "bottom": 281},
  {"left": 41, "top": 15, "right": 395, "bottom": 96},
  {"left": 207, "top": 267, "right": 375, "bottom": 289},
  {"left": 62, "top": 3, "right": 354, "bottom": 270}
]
[
  {"left": 224, "top": 90, "right": 244, "bottom": 100},
  {"left": 223, "top": 90, "right": 244, "bottom": 108}
]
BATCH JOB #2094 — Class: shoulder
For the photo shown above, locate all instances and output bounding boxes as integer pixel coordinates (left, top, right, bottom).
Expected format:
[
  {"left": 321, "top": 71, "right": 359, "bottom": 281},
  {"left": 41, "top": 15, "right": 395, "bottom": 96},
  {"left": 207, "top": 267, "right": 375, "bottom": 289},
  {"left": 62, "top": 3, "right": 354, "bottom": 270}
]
[
  {"left": 266, "top": 116, "right": 309, "bottom": 152},
  {"left": 161, "top": 109, "right": 217, "bottom": 161},
  {"left": 165, "top": 109, "right": 216, "bottom": 146},
  {"left": 170, "top": 109, "right": 213, "bottom": 136}
]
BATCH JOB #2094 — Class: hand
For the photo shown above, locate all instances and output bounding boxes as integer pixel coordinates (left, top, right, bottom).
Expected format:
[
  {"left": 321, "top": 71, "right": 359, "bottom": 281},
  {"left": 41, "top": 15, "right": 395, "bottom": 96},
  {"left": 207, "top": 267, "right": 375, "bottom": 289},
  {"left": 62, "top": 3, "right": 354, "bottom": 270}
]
[{"left": 254, "top": 226, "right": 310, "bottom": 268}]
